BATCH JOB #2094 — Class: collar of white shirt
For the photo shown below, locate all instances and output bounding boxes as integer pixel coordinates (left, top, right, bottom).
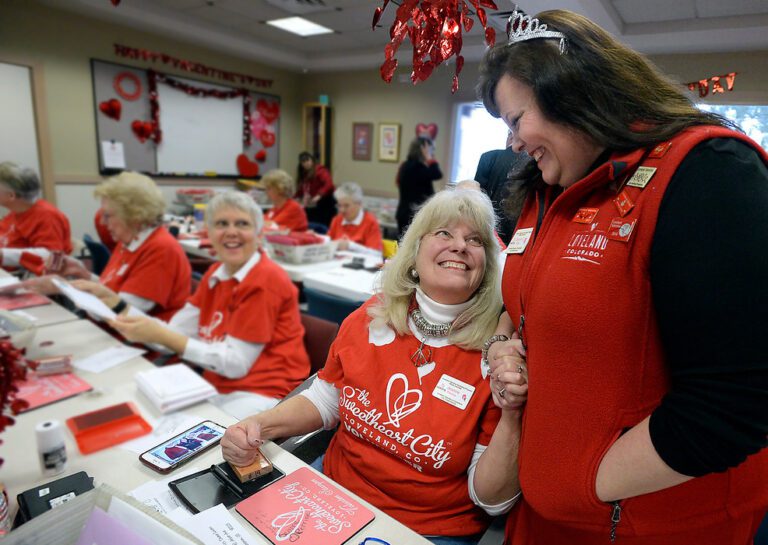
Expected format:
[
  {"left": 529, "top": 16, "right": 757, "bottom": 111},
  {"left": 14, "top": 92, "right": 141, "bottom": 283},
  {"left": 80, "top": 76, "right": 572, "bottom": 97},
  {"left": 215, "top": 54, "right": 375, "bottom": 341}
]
[
  {"left": 208, "top": 249, "right": 262, "bottom": 288},
  {"left": 125, "top": 226, "right": 158, "bottom": 252},
  {"left": 341, "top": 209, "right": 364, "bottom": 226}
]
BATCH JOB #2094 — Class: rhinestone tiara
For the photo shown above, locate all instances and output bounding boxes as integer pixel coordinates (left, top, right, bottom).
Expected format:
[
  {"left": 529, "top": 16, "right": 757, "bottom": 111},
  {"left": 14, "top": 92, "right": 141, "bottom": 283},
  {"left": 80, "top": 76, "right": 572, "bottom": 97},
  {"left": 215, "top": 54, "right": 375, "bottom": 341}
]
[{"left": 507, "top": 8, "right": 567, "bottom": 53}]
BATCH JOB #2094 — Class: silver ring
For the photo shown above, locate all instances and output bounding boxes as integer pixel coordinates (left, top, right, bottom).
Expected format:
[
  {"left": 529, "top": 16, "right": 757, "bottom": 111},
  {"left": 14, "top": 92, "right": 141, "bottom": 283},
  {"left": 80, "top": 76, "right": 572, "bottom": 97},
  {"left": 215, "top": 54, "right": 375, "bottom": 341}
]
[
  {"left": 517, "top": 365, "right": 524, "bottom": 374},
  {"left": 498, "top": 388, "right": 506, "bottom": 398}
]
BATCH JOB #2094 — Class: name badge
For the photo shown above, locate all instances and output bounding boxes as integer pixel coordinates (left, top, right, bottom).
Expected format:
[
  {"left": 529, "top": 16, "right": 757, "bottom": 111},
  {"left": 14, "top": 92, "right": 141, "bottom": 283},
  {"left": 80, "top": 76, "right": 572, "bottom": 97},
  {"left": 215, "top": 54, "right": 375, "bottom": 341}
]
[
  {"left": 505, "top": 227, "right": 533, "bottom": 254},
  {"left": 433, "top": 373, "right": 475, "bottom": 410},
  {"left": 626, "top": 166, "right": 657, "bottom": 189},
  {"left": 117, "top": 263, "right": 129, "bottom": 276}
]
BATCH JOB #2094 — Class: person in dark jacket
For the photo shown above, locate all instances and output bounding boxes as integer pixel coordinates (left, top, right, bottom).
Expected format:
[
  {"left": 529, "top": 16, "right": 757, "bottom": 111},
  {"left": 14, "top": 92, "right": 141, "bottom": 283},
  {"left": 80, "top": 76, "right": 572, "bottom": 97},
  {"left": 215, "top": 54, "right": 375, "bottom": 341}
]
[{"left": 395, "top": 136, "right": 442, "bottom": 236}]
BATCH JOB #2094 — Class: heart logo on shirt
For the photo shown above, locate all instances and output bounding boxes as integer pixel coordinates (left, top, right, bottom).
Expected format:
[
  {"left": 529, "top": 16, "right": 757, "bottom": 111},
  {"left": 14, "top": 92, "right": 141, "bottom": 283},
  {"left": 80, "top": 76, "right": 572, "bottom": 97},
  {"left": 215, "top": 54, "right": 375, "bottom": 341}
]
[{"left": 384, "top": 373, "right": 422, "bottom": 428}]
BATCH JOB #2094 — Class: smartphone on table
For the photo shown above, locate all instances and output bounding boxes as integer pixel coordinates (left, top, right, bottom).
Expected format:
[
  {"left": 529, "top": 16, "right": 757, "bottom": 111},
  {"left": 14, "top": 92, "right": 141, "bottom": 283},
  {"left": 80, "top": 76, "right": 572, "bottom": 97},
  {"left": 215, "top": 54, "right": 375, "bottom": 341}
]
[{"left": 139, "top": 420, "right": 227, "bottom": 474}]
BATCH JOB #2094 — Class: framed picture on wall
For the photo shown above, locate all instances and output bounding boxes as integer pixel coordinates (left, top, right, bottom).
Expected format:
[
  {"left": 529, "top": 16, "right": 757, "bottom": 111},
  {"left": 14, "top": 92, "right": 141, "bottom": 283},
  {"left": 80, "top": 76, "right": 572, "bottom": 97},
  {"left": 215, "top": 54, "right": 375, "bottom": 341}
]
[
  {"left": 378, "top": 122, "right": 400, "bottom": 162},
  {"left": 352, "top": 122, "right": 373, "bottom": 161}
]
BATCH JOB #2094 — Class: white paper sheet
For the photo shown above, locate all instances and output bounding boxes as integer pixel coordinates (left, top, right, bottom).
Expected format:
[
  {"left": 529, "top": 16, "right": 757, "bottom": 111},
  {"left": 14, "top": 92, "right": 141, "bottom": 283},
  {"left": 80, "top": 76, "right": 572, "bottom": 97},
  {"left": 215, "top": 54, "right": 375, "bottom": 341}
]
[
  {"left": 73, "top": 345, "right": 146, "bottom": 373},
  {"left": 185, "top": 504, "right": 258, "bottom": 545},
  {"left": 101, "top": 140, "right": 126, "bottom": 169},
  {"left": 121, "top": 412, "right": 203, "bottom": 454},
  {"left": 128, "top": 464, "right": 201, "bottom": 516},
  {"left": 52, "top": 277, "right": 116, "bottom": 320},
  {"left": 11, "top": 309, "right": 38, "bottom": 322}
]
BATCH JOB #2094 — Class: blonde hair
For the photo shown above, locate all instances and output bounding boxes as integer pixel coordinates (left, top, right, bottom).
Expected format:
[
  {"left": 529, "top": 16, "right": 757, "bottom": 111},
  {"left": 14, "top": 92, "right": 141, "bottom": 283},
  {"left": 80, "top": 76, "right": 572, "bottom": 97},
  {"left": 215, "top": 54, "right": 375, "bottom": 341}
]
[
  {"left": 93, "top": 171, "right": 165, "bottom": 229},
  {"left": 368, "top": 189, "right": 501, "bottom": 350},
  {"left": 262, "top": 169, "right": 295, "bottom": 198}
]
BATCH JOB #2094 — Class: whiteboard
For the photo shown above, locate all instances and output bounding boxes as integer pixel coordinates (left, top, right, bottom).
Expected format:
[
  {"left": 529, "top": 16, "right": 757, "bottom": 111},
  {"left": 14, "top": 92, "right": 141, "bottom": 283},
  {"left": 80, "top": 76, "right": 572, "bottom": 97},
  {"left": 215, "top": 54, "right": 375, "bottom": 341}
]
[
  {"left": 0, "top": 62, "right": 40, "bottom": 175},
  {"left": 156, "top": 78, "right": 243, "bottom": 176}
]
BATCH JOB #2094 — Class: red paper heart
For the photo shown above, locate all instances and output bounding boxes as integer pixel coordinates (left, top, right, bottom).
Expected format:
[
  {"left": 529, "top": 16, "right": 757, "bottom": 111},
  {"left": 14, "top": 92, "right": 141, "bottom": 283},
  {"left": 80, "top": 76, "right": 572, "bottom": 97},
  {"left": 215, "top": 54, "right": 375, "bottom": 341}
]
[
  {"left": 255, "top": 150, "right": 267, "bottom": 163},
  {"left": 131, "top": 120, "right": 155, "bottom": 143},
  {"left": 415, "top": 122, "right": 438, "bottom": 140},
  {"left": 237, "top": 153, "right": 259, "bottom": 178},
  {"left": 256, "top": 99, "right": 280, "bottom": 124},
  {"left": 260, "top": 130, "right": 276, "bottom": 148},
  {"left": 99, "top": 98, "right": 122, "bottom": 121}
]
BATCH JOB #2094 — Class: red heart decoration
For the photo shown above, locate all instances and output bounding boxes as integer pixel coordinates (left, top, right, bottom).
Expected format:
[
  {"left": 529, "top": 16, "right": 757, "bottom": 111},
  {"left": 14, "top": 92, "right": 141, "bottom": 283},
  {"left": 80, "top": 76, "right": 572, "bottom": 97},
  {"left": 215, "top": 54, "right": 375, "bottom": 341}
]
[
  {"left": 415, "top": 122, "right": 438, "bottom": 140},
  {"left": 256, "top": 99, "right": 280, "bottom": 124},
  {"left": 99, "top": 98, "right": 122, "bottom": 121},
  {"left": 255, "top": 150, "right": 267, "bottom": 163},
  {"left": 131, "top": 120, "right": 156, "bottom": 143},
  {"left": 260, "top": 129, "right": 276, "bottom": 148},
  {"left": 236, "top": 153, "right": 259, "bottom": 178}
]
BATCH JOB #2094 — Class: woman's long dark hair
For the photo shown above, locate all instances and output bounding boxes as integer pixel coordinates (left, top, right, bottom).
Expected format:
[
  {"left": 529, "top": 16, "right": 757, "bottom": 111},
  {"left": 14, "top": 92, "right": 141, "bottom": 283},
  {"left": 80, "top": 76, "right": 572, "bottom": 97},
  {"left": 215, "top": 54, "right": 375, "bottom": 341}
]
[
  {"left": 476, "top": 9, "right": 736, "bottom": 218},
  {"left": 297, "top": 151, "right": 315, "bottom": 183}
]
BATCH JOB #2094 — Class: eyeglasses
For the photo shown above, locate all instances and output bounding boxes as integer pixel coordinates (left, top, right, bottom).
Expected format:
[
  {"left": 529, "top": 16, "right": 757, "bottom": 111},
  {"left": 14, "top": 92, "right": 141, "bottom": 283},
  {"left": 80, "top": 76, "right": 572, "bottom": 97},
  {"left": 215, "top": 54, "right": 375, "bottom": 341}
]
[{"left": 358, "top": 538, "right": 390, "bottom": 545}]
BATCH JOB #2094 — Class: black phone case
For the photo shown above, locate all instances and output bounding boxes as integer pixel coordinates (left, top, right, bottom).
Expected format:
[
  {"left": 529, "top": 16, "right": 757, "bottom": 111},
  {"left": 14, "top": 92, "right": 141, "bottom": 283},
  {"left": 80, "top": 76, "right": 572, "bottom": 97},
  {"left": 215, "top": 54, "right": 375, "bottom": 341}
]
[{"left": 168, "top": 461, "right": 284, "bottom": 513}]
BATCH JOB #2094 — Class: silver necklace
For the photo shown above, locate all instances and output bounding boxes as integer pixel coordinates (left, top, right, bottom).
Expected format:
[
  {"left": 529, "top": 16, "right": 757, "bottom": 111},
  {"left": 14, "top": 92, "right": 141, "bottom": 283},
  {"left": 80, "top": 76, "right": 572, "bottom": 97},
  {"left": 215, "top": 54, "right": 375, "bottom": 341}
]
[{"left": 409, "top": 308, "right": 451, "bottom": 368}]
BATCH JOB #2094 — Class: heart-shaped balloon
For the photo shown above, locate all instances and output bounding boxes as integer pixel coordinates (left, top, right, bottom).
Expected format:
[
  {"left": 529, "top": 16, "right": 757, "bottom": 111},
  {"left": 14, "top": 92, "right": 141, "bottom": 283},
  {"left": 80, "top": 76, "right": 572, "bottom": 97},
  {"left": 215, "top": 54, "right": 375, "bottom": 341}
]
[
  {"left": 260, "top": 129, "right": 276, "bottom": 148},
  {"left": 256, "top": 99, "right": 280, "bottom": 124},
  {"left": 415, "top": 122, "right": 438, "bottom": 140},
  {"left": 131, "top": 120, "right": 155, "bottom": 143},
  {"left": 236, "top": 153, "right": 259, "bottom": 178},
  {"left": 99, "top": 98, "right": 122, "bottom": 121},
  {"left": 255, "top": 149, "right": 267, "bottom": 163}
]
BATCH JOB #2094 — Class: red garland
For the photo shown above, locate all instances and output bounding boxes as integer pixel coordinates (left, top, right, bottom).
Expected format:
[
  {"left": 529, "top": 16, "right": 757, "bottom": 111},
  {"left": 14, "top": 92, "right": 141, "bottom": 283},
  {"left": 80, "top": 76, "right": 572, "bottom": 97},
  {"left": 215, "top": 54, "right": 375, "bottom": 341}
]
[
  {"left": 146, "top": 70, "right": 252, "bottom": 146},
  {"left": 685, "top": 72, "right": 737, "bottom": 98},
  {"left": 373, "top": 0, "right": 498, "bottom": 93},
  {"left": 0, "top": 340, "right": 36, "bottom": 468},
  {"left": 114, "top": 44, "right": 272, "bottom": 88}
]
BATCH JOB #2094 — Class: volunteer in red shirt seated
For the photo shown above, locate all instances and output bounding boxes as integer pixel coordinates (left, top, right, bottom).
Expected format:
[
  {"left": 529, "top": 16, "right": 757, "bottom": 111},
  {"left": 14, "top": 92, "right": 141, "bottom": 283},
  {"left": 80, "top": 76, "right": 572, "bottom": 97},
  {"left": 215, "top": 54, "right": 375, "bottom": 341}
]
[
  {"left": 262, "top": 169, "right": 308, "bottom": 232},
  {"left": 77, "top": 191, "right": 310, "bottom": 417},
  {"left": 327, "top": 182, "right": 383, "bottom": 257},
  {"left": 34, "top": 172, "right": 191, "bottom": 320},
  {"left": 222, "top": 189, "right": 527, "bottom": 543},
  {"left": 0, "top": 161, "right": 73, "bottom": 268}
]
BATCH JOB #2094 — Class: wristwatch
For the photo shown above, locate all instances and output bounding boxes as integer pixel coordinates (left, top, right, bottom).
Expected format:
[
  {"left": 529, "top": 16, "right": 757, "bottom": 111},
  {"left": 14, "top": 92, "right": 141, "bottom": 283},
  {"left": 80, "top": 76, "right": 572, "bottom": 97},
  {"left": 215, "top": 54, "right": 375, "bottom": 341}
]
[{"left": 481, "top": 334, "right": 510, "bottom": 374}]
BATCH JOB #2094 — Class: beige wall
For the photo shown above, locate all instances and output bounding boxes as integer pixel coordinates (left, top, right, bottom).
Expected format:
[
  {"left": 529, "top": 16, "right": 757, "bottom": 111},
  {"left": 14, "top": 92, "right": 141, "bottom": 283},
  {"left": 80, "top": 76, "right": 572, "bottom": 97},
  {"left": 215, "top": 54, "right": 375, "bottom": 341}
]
[{"left": 1, "top": 0, "right": 767, "bottom": 234}]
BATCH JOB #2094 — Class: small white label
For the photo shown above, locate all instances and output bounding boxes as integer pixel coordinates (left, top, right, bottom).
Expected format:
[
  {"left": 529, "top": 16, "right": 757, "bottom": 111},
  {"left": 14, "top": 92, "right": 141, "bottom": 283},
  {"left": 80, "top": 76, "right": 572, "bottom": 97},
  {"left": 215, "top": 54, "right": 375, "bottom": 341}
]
[
  {"left": 117, "top": 263, "right": 129, "bottom": 276},
  {"left": 626, "top": 166, "right": 657, "bottom": 188},
  {"left": 38, "top": 487, "right": 50, "bottom": 497},
  {"left": 505, "top": 228, "right": 534, "bottom": 254},
  {"left": 432, "top": 373, "right": 475, "bottom": 410}
]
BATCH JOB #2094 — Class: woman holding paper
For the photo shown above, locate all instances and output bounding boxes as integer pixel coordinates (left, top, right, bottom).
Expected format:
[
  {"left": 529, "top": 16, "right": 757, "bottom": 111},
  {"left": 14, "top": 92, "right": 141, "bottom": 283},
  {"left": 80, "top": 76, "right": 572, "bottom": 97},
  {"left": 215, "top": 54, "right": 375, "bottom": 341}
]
[
  {"left": 327, "top": 182, "right": 383, "bottom": 256},
  {"left": 77, "top": 191, "right": 310, "bottom": 415},
  {"left": 17, "top": 172, "right": 190, "bottom": 320},
  {"left": 222, "top": 189, "right": 526, "bottom": 544}
]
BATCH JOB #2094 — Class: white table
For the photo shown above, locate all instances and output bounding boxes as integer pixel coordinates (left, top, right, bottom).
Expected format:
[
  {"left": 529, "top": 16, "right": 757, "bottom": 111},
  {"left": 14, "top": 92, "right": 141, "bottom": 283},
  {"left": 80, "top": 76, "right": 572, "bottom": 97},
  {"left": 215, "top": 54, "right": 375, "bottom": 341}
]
[
  {"left": 302, "top": 267, "right": 380, "bottom": 303},
  {"left": 0, "top": 316, "right": 431, "bottom": 545},
  {"left": 11, "top": 299, "right": 79, "bottom": 328}
]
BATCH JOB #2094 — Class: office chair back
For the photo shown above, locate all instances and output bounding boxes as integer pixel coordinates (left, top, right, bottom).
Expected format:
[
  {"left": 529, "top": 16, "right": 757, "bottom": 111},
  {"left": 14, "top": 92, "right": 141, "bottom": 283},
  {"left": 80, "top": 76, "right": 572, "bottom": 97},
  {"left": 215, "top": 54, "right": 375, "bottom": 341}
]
[
  {"left": 300, "top": 312, "right": 339, "bottom": 374},
  {"left": 82, "top": 233, "right": 112, "bottom": 276},
  {"left": 307, "top": 222, "right": 329, "bottom": 235}
]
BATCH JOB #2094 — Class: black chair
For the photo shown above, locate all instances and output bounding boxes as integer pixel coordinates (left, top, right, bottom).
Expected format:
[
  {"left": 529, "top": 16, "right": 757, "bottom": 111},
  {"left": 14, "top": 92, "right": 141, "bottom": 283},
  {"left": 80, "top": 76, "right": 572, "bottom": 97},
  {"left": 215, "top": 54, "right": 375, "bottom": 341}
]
[
  {"left": 307, "top": 222, "right": 328, "bottom": 235},
  {"left": 277, "top": 313, "right": 340, "bottom": 463},
  {"left": 82, "top": 234, "right": 111, "bottom": 276}
]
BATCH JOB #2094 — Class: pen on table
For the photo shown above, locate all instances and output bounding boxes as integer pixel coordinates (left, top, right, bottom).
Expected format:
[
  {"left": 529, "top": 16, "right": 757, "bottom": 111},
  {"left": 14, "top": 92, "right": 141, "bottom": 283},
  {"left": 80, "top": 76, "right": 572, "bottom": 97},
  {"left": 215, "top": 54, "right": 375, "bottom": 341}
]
[{"left": 211, "top": 464, "right": 244, "bottom": 496}]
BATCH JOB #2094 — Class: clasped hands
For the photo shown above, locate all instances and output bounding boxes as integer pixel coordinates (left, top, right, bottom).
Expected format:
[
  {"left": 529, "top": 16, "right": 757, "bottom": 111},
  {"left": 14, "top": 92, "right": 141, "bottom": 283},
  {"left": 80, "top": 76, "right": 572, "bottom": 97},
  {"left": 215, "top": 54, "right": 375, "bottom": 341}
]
[{"left": 487, "top": 333, "right": 528, "bottom": 411}]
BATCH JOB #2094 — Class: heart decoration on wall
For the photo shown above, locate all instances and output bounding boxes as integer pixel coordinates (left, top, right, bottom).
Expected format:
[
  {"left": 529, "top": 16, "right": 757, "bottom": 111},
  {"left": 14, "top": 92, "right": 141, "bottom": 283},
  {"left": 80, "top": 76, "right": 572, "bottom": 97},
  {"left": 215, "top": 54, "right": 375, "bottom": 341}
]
[
  {"left": 415, "top": 122, "right": 438, "bottom": 140},
  {"left": 236, "top": 153, "right": 260, "bottom": 178},
  {"left": 98, "top": 98, "right": 122, "bottom": 121},
  {"left": 260, "top": 130, "right": 276, "bottom": 148},
  {"left": 131, "top": 120, "right": 156, "bottom": 143},
  {"left": 255, "top": 150, "right": 267, "bottom": 163},
  {"left": 256, "top": 99, "right": 280, "bottom": 124}
]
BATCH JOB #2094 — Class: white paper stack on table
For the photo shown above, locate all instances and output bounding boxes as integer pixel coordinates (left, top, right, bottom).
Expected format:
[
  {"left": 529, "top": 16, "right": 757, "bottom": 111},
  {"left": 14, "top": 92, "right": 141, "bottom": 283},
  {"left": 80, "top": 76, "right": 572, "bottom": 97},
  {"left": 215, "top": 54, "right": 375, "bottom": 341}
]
[{"left": 135, "top": 364, "right": 217, "bottom": 413}]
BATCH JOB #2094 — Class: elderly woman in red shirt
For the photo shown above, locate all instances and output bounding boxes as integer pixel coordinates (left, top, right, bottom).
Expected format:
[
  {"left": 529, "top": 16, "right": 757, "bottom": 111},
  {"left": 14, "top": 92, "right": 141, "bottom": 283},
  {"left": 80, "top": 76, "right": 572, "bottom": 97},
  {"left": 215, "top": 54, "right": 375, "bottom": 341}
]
[
  {"left": 327, "top": 182, "right": 383, "bottom": 257},
  {"left": 262, "top": 169, "right": 308, "bottom": 232}
]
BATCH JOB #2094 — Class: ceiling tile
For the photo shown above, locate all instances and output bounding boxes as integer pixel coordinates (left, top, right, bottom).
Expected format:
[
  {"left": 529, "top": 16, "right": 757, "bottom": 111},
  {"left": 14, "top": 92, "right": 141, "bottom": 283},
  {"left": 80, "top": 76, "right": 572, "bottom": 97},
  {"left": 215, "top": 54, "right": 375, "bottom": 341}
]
[{"left": 612, "top": 0, "right": 696, "bottom": 24}]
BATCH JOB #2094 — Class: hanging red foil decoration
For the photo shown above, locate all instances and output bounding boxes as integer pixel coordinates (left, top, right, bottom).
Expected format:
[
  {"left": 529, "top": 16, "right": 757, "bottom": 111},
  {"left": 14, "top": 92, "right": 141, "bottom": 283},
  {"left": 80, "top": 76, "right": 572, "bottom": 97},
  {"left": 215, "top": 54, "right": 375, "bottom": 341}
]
[{"left": 373, "top": 0, "right": 498, "bottom": 93}]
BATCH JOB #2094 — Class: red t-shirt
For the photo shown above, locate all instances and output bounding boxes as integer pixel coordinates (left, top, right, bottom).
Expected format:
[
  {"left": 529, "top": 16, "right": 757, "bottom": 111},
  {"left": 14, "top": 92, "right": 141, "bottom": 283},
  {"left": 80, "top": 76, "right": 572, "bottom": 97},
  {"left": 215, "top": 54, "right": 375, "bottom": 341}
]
[
  {"left": 327, "top": 211, "right": 383, "bottom": 251},
  {"left": 100, "top": 227, "right": 191, "bottom": 321},
  {"left": 265, "top": 199, "right": 308, "bottom": 232},
  {"left": 295, "top": 165, "right": 334, "bottom": 198},
  {"left": 318, "top": 301, "right": 500, "bottom": 536},
  {"left": 192, "top": 253, "right": 310, "bottom": 397},
  {"left": 0, "top": 199, "right": 72, "bottom": 254}
]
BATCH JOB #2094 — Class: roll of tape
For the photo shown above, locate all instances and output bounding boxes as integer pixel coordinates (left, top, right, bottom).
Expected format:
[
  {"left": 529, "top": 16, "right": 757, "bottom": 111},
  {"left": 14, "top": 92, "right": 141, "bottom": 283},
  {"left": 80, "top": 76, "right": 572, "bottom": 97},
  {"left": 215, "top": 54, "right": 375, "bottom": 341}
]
[{"left": 35, "top": 420, "right": 67, "bottom": 476}]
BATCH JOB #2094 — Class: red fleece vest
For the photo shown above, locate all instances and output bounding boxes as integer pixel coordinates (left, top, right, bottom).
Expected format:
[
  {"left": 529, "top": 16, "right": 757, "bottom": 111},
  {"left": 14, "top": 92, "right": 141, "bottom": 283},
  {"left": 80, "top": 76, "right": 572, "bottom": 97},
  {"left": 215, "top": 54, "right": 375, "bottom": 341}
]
[{"left": 501, "top": 126, "right": 768, "bottom": 543}]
